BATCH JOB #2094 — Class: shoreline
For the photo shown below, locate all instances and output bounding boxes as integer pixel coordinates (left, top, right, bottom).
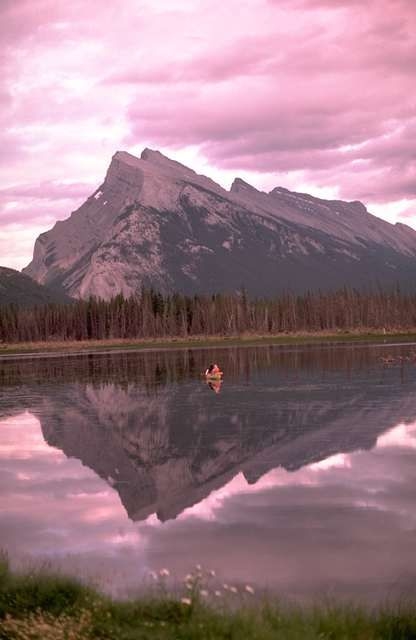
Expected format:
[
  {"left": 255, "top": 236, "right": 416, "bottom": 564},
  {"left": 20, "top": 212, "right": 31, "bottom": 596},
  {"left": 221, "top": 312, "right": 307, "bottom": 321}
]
[{"left": 1, "top": 329, "right": 416, "bottom": 359}]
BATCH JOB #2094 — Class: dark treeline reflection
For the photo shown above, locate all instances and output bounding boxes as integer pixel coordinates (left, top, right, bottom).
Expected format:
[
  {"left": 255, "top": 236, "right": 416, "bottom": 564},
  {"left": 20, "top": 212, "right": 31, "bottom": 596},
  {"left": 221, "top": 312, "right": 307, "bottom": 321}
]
[
  {"left": 0, "top": 341, "right": 410, "bottom": 389},
  {"left": 1, "top": 287, "right": 416, "bottom": 343}
]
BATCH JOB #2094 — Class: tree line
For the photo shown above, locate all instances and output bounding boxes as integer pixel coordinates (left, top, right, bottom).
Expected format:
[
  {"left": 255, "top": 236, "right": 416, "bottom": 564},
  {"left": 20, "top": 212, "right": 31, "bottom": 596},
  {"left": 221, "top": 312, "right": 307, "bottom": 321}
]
[{"left": 1, "top": 287, "right": 416, "bottom": 343}]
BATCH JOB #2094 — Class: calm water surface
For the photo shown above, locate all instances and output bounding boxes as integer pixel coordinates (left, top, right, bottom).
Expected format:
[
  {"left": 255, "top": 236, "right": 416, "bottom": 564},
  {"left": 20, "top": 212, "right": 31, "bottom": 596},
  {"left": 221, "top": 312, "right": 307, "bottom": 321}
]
[{"left": 1, "top": 342, "right": 416, "bottom": 602}]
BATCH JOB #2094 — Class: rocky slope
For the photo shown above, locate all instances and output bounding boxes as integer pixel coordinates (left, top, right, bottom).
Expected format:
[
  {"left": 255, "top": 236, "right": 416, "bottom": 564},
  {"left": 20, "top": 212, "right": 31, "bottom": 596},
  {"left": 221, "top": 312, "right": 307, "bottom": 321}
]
[
  {"left": 0, "top": 266, "right": 71, "bottom": 306},
  {"left": 23, "top": 149, "right": 416, "bottom": 299}
]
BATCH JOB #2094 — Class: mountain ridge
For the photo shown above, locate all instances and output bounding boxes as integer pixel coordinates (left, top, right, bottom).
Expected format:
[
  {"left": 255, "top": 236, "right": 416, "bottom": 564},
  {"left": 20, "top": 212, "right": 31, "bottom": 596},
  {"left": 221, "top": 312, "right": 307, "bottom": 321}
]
[{"left": 23, "top": 148, "right": 416, "bottom": 300}]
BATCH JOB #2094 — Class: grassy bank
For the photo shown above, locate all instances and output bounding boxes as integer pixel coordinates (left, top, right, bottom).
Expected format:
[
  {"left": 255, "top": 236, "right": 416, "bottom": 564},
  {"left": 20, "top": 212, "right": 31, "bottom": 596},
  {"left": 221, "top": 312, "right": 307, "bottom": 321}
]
[
  {"left": 1, "top": 329, "right": 416, "bottom": 357},
  {"left": 0, "top": 561, "right": 415, "bottom": 639}
]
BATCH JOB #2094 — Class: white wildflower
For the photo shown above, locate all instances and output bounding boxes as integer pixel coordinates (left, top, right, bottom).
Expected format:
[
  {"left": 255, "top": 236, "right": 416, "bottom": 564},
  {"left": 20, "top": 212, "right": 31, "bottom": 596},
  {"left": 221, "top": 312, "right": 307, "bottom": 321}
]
[
  {"left": 159, "top": 568, "right": 170, "bottom": 577},
  {"left": 200, "top": 590, "right": 208, "bottom": 597},
  {"left": 230, "top": 586, "right": 238, "bottom": 593},
  {"left": 214, "top": 590, "right": 222, "bottom": 597},
  {"left": 208, "top": 569, "right": 216, "bottom": 577},
  {"left": 245, "top": 585, "right": 255, "bottom": 594},
  {"left": 181, "top": 597, "right": 192, "bottom": 606}
]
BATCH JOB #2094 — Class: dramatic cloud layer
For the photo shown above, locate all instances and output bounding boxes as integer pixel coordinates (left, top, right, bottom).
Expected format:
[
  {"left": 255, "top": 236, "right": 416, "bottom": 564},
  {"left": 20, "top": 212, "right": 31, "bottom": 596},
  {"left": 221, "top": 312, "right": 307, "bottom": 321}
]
[{"left": 0, "top": 0, "right": 415, "bottom": 268}]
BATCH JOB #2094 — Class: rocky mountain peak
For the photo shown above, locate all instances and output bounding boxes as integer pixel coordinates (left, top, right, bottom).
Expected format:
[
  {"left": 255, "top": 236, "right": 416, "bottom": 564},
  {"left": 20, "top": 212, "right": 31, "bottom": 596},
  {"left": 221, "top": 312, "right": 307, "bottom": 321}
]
[
  {"left": 22, "top": 148, "right": 416, "bottom": 300},
  {"left": 140, "top": 147, "right": 196, "bottom": 178},
  {"left": 113, "top": 150, "right": 142, "bottom": 167},
  {"left": 230, "top": 177, "right": 261, "bottom": 195},
  {"left": 109, "top": 149, "right": 196, "bottom": 183},
  {"left": 269, "top": 186, "right": 290, "bottom": 196},
  {"left": 348, "top": 200, "right": 368, "bottom": 214},
  {"left": 104, "top": 151, "right": 146, "bottom": 191}
]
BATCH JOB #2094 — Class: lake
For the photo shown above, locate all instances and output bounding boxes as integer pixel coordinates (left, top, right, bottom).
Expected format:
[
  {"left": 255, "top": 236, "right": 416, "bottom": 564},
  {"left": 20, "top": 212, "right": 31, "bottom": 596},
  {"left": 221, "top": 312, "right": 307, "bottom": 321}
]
[{"left": 1, "top": 342, "right": 416, "bottom": 603}]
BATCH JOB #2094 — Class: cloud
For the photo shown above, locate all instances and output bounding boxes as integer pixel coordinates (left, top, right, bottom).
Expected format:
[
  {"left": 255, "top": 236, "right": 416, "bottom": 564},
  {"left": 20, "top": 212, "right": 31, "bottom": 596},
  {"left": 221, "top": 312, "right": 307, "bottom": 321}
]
[
  {"left": 0, "top": 181, "right": 92, "bottom": 201},
  {"left": 0, "top": 181, "right": 92, "bottom": 267},
  {"left": 398, "top": 207, "right": 416, "bottom": 221},
  {"left": 0, "top": 0, "right": 415, "bottom": 269},
  {"left": 140, "top": 444, "right": 416, "bottom": 599},
  {"left": 121, "top": 0, "right": 415, "bottom": 204},
  {"left": 0, "top": 182, "right": 92, "bottom": 239}
]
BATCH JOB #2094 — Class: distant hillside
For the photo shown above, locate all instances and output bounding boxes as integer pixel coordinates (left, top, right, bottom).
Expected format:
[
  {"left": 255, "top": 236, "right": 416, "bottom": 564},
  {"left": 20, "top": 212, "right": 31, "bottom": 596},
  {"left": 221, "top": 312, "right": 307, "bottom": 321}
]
[{"left": 0, "top": 266, "right": 72, "bottom": 307}]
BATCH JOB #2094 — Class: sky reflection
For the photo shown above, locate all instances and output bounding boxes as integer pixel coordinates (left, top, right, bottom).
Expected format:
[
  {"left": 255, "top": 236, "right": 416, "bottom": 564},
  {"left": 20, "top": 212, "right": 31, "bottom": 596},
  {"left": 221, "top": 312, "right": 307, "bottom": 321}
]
[{"left": 1, "top": 410, "right": 416, "bottom": 600}]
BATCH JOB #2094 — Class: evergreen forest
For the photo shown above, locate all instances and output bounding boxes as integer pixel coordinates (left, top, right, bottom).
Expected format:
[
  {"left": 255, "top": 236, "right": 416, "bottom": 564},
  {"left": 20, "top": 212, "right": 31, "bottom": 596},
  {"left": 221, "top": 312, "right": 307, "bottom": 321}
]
[{"left": 1, "top": 287, "right": 415, "bottom": 343}]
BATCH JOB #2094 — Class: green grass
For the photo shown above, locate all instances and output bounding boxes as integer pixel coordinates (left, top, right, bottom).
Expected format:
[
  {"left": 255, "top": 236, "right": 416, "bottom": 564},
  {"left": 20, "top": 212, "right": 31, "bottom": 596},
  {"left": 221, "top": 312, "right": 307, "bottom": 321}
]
[
  {"left": 1, "top": 557, "right": 416, "bottom": 639},
  {"left": 2, "top": 329, "right": 416, "bottom": 357}
]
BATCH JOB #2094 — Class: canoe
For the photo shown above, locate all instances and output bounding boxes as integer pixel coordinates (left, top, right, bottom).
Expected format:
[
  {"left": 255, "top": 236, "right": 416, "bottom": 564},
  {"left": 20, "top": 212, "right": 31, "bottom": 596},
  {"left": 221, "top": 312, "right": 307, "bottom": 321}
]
[{"left": 205, "top": 373, "right": 223, "bottom": 381}]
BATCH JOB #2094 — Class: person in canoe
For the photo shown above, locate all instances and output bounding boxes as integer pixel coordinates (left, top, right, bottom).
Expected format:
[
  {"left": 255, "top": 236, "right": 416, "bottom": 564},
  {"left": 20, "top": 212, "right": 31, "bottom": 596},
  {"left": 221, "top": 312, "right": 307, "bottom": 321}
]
[{"left": 205, "top": 363, "right": 223, "bottom": 379}]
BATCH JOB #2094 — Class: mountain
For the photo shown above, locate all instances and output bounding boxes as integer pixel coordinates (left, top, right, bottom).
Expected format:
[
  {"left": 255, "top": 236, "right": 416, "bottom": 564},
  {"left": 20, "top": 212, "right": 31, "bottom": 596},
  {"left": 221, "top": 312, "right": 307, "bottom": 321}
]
[
  {"left": 23, "top": 149, "right": 416, "bottom": 299},
  {"left": 0, "top": 266, "right": 72, "bottom": 307}
]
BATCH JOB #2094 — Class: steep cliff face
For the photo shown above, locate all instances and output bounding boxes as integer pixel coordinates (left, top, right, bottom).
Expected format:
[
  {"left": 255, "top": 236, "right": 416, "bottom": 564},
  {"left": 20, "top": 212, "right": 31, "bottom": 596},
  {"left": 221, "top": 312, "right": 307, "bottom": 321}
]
[{"left": 23, "top": 149, "right": 416, "bottom": 299}]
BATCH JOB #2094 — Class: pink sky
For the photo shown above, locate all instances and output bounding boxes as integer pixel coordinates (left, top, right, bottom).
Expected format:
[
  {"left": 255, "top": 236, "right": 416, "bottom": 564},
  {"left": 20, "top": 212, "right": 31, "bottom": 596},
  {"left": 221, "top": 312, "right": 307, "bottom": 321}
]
[{"left": 1, "top": 0, "right": 415, "bottom": 270}]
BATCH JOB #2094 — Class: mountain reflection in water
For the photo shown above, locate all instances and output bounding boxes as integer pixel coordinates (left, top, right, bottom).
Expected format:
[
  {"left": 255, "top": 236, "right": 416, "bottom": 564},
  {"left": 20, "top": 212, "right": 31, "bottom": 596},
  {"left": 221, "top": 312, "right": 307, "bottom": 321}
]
[{"left": 1, "top": 343, "right": 416, "bottom": 600}]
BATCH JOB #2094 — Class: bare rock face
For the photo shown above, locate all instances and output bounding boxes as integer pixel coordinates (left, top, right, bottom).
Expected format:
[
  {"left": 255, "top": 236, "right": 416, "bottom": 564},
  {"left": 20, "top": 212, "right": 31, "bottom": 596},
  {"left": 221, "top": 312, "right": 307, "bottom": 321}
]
[{"left": 23, "top": 149, "right": 416, "bottom": 299}]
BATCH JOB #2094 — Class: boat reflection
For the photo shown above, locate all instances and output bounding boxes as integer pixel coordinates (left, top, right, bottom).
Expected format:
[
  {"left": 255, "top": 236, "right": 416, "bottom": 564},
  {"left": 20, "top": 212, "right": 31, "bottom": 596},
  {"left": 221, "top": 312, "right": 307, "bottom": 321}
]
[{"left": 206, "top": 378, "right": 222, "bottom": 394}]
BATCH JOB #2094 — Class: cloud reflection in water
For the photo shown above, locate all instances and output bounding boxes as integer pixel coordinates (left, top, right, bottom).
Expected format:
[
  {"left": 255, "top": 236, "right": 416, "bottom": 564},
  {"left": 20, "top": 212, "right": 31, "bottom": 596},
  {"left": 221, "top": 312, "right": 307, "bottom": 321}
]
[{"left": 1, "top": 411, "right": 416, "bottom": 600}]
